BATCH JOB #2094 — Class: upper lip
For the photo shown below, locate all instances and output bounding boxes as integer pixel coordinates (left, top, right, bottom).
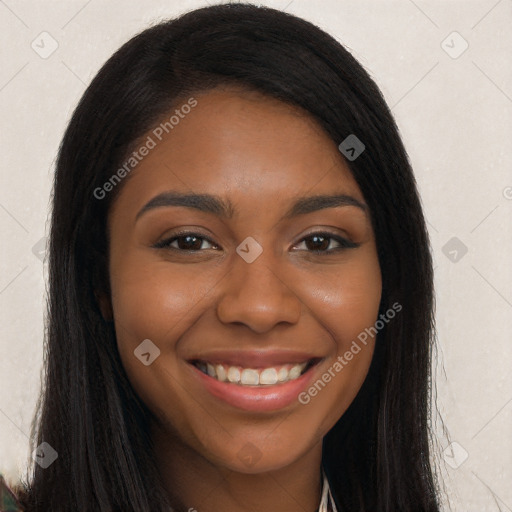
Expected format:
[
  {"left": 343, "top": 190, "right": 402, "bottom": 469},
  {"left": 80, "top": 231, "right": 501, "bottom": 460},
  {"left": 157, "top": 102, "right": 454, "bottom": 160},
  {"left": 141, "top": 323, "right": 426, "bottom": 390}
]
[{"left": 187, "top": 349, "right": 323, "bottom": 368}]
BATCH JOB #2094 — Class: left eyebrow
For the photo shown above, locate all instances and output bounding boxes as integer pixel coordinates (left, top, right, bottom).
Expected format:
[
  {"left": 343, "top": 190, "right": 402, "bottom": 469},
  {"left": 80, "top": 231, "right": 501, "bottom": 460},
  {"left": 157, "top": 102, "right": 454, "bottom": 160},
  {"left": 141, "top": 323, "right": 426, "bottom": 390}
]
[
  {"left": 135, "top": 191, "right": 368, "bottom": 222},
  {"left": 282, "top": 194, "right": 368, "bottom": 220}
]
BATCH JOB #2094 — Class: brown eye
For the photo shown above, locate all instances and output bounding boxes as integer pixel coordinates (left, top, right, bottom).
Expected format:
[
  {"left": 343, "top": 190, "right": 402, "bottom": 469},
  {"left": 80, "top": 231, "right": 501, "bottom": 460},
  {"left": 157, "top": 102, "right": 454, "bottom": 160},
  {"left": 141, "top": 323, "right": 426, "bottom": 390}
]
[
  {"left": 305, "top": 234, "right": 330, "bottom": 251},
  {"left": 174, "top": 235, "right": 205, "bottom": 251},
  {"left": 153, "top": 232, "right": 218, "bottom": 251},
  {"left": 295, "top": 232, "right": 359, "bottom": 253}
]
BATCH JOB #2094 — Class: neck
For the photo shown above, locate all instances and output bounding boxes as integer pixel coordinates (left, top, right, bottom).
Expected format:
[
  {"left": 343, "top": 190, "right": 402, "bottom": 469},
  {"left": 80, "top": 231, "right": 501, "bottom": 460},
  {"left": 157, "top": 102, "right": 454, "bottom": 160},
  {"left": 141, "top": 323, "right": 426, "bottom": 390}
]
[{"left": 152, "top": 423, "right": 324, "bottom": 512}]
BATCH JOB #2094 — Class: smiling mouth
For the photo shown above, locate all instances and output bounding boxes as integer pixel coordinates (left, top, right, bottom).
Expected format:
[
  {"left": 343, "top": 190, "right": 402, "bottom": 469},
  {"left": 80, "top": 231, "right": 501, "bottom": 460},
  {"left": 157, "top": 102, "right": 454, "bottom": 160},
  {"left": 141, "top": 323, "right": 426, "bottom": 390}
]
[{"left": 190, "top": 358, "right": 320, "bottom": 386}]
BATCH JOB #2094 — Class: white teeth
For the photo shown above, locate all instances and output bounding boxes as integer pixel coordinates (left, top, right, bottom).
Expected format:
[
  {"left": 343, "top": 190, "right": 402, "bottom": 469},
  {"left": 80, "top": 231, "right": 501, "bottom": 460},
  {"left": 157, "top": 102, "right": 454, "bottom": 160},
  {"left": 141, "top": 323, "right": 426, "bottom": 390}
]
[
  {"left": 259, "top": 368, "right": 278, "bottom": 385},
  {"left": 241, "top": 369, "right": 259, "bottom": 385},
  {"left": 207, "top": 363, "right": 216, "bottom": 377},
  {"left": 195, "top": 360, "right": 310, "bottom": 386},
  {"left": 288, "top": 365, "right": 302, "bottom": 380},
  {"left": 215, "top": 364, "right": 227, "bottom": 382},
  {"left": 277, "top": 367, "right": 288, "bottom": 382},
  {"left": 227, "top": 367, "right": 241, "bottom": 383}
]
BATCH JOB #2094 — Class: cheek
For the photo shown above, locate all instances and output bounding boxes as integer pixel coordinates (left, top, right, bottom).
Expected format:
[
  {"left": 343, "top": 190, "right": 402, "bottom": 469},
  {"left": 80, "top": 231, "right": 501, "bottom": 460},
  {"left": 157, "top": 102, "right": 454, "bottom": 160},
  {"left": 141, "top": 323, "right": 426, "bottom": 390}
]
[
  {"left": 109, "top": 257, "right": 212, "bottom": 436},
  {"left": 109, "top": 255, "right": 215, "bottom": 347},
  {"left": 294, "top": 250, "right": 381, "bottom": 417},
  {"left": 108, "top": 255, "right": 207, "bottom": 401},
  {"left": 304, "top": 249, "right": 382, "bottom": 345}
]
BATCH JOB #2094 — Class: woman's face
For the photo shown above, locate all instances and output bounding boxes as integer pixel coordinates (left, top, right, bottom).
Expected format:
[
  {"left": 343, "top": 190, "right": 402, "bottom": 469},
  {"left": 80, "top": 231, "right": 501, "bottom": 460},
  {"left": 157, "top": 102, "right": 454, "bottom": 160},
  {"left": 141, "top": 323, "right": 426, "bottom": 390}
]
[{"left": 106, "top": 88, "right": 382, "bottom": 473}]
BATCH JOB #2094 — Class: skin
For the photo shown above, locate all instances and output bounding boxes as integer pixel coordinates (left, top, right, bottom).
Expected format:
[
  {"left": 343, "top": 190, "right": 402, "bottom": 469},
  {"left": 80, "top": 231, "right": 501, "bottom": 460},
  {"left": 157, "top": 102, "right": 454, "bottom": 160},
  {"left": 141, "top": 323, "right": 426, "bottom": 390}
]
[{"left": 102, "top": 87, "right": 382, "bottom": 512}]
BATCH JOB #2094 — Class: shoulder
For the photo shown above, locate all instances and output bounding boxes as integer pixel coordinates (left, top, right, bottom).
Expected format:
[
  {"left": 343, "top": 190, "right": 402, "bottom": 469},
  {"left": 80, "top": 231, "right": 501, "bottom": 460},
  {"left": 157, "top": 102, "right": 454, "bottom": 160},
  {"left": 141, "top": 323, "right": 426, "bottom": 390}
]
[{"left": 0, "top": 474, "right": 23, "bottom": 512}]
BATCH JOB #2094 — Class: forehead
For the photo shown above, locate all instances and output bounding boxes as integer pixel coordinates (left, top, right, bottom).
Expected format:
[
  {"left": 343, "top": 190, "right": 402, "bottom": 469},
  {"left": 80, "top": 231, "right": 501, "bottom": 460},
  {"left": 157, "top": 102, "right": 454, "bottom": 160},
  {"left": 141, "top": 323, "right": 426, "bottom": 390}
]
[{"left": 110, "top": 87, "right": 364, "bottom": 219}]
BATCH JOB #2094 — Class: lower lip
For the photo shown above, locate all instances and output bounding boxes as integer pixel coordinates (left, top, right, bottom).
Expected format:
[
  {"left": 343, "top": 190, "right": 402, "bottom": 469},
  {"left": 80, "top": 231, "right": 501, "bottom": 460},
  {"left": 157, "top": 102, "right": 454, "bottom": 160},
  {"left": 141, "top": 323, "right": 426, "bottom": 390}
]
[{"left": 187, "top": 361, "right": 320, "bottom": 412}]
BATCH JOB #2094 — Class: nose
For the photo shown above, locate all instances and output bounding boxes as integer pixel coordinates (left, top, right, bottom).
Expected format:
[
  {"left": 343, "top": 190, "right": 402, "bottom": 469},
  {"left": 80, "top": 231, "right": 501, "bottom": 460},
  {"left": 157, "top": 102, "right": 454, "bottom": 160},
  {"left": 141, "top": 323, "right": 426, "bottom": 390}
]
[{"left": 216, "top": 250, "right": 302, "bottom": 334}]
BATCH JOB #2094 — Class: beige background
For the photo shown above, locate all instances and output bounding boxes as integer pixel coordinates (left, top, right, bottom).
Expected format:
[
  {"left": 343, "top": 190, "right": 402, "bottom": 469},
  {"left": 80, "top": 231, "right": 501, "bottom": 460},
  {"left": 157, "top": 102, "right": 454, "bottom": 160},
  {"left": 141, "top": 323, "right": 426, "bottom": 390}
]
[{"left": 0, "top": 1, "right": 511, "bottom": 510}]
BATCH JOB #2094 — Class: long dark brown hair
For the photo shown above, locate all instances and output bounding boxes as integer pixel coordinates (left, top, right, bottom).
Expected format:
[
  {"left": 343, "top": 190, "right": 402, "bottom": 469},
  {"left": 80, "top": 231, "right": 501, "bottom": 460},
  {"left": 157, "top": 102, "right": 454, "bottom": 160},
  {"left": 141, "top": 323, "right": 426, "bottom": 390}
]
[{"left": 19, "top": 3, "right": 440, "bottom": 510}]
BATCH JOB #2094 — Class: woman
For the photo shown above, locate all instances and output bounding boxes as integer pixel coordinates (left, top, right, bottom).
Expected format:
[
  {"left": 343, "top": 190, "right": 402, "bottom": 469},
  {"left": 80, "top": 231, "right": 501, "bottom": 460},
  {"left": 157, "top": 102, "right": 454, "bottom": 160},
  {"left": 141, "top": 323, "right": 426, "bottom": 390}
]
[{"left": 13, "top": 3, "right": 439, "bottom": 511}]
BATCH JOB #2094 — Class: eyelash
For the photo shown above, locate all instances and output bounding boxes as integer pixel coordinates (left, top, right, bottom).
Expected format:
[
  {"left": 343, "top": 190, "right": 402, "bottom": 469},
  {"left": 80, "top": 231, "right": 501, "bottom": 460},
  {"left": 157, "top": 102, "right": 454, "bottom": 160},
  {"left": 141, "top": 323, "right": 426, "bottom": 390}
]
[{"left": 152, "top": 231, "right": 359, "bottom": 254}]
